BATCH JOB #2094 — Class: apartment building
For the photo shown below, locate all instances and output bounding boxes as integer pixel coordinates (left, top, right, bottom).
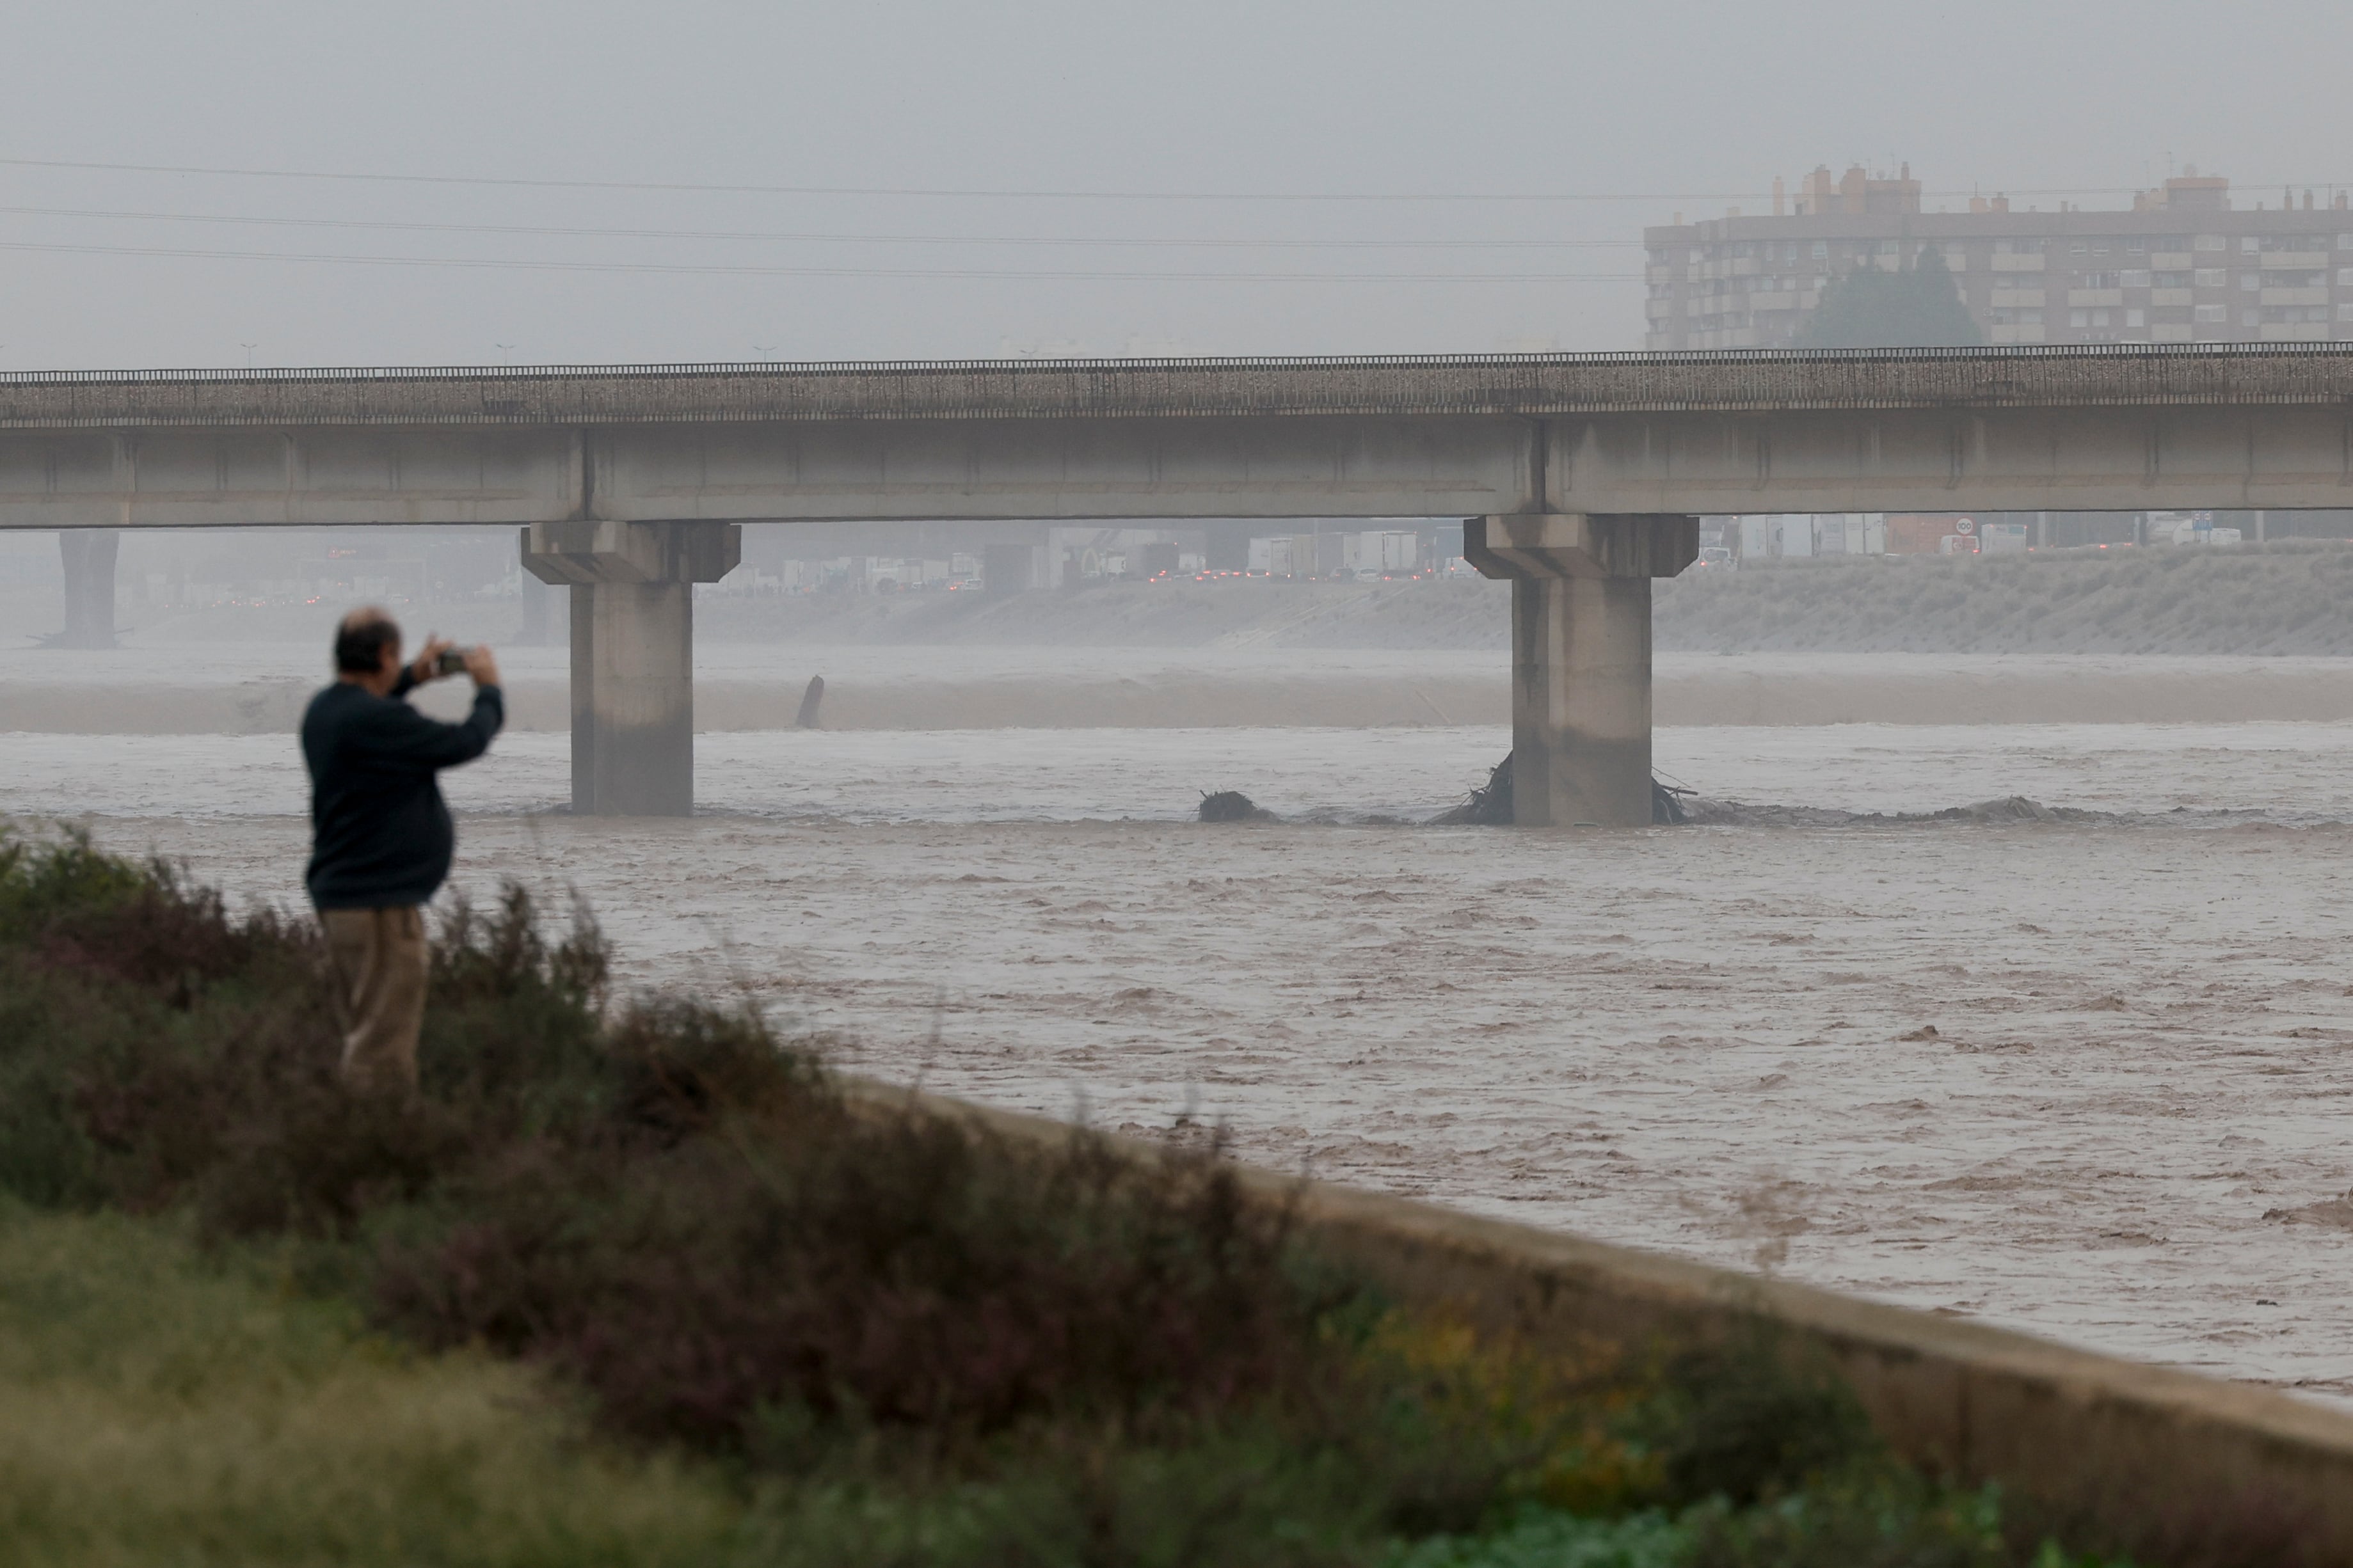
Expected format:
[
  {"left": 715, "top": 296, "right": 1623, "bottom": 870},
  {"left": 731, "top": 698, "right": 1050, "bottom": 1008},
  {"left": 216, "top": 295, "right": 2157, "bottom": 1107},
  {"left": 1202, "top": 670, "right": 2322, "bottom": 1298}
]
[{"left": 1644, "top": 166, "right": 2353, "bottom": 349}]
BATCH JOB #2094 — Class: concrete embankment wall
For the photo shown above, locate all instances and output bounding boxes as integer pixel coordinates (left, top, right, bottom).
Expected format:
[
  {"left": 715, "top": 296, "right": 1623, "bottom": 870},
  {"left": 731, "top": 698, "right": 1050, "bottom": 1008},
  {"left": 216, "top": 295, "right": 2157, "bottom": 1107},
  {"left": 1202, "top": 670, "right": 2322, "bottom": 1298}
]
[
  {"left": 13, "top": 657, "right": 2353, "bottom": 734},
  {"left": 1657, "top": 540, "right": 2353, "bottom": 657},
  {"left": 882, "top": 1083, "right": 2353, "bottom": 1564}
]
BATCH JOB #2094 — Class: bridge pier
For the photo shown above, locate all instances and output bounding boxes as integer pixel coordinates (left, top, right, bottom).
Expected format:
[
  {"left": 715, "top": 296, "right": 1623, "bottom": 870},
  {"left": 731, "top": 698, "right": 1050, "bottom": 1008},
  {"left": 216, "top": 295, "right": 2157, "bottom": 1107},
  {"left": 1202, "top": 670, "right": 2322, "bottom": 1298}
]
[
  {"left": 1465, "top": 515, "right": 1698, "bottom": 827},
  {"left": 522, "top": 520, "right": 740, "bottom": 816},
  {"left": 55, "top": 528, "right": 120, "bottom": 649}
]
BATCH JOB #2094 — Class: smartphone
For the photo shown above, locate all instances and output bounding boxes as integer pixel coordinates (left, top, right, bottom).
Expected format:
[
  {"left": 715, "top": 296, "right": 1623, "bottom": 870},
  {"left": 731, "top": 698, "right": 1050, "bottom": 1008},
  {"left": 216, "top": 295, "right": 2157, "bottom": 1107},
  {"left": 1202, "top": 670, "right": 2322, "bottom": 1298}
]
[{"left": 434, "top": 647, "right": 471, "bottom": 676}]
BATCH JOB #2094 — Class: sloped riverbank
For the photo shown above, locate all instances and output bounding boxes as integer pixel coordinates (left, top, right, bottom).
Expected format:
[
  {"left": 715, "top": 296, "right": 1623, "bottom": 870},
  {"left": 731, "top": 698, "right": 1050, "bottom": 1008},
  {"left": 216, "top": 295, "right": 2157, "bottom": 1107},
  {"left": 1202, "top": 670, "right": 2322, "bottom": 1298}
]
[{"left": 0, "top": 830, "right": 2162, "bottom": 1567}]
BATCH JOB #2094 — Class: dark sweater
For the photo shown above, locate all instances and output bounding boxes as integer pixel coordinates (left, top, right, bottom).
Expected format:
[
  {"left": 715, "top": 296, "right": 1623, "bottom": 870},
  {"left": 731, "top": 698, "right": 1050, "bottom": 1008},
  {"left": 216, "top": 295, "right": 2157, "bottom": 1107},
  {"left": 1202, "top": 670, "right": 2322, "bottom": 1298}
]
[{"left": 301, "top": 671, "right": 504, "bottom": 910}]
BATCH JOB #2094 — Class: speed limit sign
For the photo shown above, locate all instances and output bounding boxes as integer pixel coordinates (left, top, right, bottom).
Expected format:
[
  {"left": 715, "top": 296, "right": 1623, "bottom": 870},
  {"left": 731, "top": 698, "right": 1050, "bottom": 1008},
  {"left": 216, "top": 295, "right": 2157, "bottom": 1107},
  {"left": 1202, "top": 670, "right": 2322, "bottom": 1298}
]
[{"left": 1954, "top": 517, "right": 1976, "bottom": 535}]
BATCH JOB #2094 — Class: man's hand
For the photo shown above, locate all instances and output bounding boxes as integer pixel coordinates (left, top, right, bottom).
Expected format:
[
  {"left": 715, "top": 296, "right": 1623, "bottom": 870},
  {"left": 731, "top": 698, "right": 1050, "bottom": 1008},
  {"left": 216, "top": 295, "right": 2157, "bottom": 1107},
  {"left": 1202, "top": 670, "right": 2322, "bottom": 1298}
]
[
  {"left": 463, "top": 644, "right": 502, "bottom": 688},
  {"left": 410, "top": 635, "right": 455, "bottom": 685}
]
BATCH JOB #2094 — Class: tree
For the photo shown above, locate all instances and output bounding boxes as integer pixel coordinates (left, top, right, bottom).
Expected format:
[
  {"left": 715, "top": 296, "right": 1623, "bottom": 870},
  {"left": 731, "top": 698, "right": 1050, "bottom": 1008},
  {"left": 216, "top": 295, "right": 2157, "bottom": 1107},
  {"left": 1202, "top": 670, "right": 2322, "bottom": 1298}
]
[{"left": 1794, "top": 246, "right": 1982, "bottom": 348}]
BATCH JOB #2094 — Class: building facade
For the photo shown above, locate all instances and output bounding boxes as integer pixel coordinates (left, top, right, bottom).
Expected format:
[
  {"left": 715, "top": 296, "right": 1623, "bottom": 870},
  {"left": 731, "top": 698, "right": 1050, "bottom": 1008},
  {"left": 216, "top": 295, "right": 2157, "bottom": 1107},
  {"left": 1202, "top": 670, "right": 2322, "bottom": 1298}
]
[{"left": 1644, "top": 167, "right": 2353, "bottom": 350}]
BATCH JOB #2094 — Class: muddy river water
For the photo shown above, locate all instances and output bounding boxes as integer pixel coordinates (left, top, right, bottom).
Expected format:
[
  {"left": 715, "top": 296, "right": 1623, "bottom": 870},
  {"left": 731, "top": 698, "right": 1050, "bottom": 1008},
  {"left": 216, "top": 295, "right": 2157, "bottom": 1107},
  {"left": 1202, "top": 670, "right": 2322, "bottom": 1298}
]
[{"left": 7, "top": 670, "right": 2353, "bottom": 1406}]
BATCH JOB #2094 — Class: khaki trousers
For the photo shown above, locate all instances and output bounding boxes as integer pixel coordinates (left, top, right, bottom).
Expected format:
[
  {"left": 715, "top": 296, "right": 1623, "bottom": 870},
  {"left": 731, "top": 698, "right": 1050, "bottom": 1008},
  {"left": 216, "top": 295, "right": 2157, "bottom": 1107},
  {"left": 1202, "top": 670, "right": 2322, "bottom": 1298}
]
[{"left": 320, "top": 906, "right": 429, "bottom": 1093}]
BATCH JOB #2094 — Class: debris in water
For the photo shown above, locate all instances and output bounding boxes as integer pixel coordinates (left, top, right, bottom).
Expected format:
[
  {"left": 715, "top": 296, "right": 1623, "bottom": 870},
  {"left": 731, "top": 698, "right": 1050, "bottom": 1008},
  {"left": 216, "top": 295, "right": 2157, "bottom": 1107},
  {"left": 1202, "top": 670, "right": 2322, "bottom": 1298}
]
[
  {"left": 1428, "top": 754, "right": 1514, "bottom": 825},
  {"left": 1898, "top": 1025, "right": 1941, "bottom": 1041},
  {"left": 1199, "top": 790, "right": 1275, "bottom": 823},
  {"left": 794, "top": 676, "right": 826, "bottom": 729},
  {"left": 1428, "top": 754, "right": 1691, "bottom": 825}
]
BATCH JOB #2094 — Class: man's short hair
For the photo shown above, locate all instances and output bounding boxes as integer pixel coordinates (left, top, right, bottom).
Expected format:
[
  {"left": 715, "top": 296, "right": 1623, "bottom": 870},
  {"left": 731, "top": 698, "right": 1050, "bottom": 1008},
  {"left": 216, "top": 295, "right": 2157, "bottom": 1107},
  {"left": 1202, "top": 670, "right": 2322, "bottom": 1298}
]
[{"left": 334, "top": 614, "right": 401, "bottom": 674}]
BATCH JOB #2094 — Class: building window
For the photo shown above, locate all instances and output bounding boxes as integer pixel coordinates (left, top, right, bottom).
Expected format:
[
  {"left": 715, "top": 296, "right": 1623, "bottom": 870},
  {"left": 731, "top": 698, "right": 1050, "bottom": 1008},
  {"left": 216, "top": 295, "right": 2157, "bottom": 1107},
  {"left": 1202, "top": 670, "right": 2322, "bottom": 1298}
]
[
  {"left": 2340, "top": 233, "right": 2353, "bottom": 249},
  {"left": 2126, "top": 308, "right": 2146, "bottom": 328},
  {"left": 2195, "top": 304, "right": 2228, "bottom": 323},
  {"left": 2339, "top": 269, "right": 2353, "bottom": 287},
  {"left": 2241, "top": 236, "right": 2262, "bottom": 253},
  {"left": 2119, "top": 269, "right": 2151, "bottom": 289},
  {"left": 2240, "top": 273, "right": 2261, "bottom": 290},
  {"left": 2195, "top": 234, "right": 2226, "bottom": 251},
  {"left": 2196, "top": 268, "right": 2228, "bottom": 288},
  {"left": 1811, "top": 240, "right": 1827, "bottom": 258},
  {"left": 2244, "top": 308, "right": 2262, "bottom": 328},
  {"left": 1994, "top": 237, "right": 2043, "bottom": 254},
  {"left": 2338, "top": 303, "right": 2353, "bottom": 321},
  {"left": 2127, "top": 237, "right": 2149, "bottom": 253}
]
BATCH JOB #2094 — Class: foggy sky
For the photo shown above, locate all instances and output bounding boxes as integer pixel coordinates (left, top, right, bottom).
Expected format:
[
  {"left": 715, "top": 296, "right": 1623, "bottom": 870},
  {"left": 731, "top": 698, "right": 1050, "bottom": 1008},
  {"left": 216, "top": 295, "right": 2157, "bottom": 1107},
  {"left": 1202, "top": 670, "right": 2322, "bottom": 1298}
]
[{"left": 3, "top": 0, "right": 2349, "bottom": 370}]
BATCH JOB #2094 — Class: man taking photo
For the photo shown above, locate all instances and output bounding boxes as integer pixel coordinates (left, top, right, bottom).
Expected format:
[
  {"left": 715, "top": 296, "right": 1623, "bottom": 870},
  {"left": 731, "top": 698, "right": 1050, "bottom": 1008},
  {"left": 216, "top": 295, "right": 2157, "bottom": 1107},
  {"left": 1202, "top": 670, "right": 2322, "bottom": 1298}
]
[{"left": 302, "top": 606, "right": 504, "bottom": 1093}]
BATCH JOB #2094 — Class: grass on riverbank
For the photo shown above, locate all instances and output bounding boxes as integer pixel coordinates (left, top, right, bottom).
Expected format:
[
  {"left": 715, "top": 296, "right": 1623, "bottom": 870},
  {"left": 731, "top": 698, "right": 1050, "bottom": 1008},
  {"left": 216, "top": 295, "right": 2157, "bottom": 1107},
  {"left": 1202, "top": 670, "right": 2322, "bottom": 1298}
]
[
  {"left": 0, "top": 827, "right": 2185, "bottom": 1565},
  {"left": 0, "top": 1203, "right": 747, "bottom": 1568}
]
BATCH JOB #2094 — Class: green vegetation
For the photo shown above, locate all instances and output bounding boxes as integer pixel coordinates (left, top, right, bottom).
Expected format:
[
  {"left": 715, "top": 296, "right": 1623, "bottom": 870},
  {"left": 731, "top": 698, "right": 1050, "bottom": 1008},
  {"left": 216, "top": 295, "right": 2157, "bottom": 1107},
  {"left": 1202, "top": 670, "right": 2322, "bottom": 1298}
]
[
  {"left": 0, "top": 1205, "right": 746, "bottom": 1567},
  {"left": 1794, "top": 247, "right": 1982, "bottom": 349},
  {"left": 0, "top": 829, "right": 2171, "bottom": 1564}
]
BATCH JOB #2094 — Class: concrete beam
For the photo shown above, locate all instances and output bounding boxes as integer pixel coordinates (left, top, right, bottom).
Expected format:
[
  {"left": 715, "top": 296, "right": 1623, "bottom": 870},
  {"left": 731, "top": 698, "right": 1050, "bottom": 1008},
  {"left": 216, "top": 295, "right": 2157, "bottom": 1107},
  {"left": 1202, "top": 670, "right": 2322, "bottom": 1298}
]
[
  {"left": 1467, "top": 515, "right": 1698, "bottom": 828},
  {"left": 1, "top": 346, "right": 2349, "bottom": 431},
  {"left": 8, "top": 400, "right": 2353, "bottom": 528},
  {"left": 520, "top": 516, "right": 742, "bottom": 586},
  {"left": 0, "top": 417, "right": 1535, "bottom": 528},
  {"left": 0, "top": 427, "right": 578, "bottom": 528},
  {"left": 587, "top": 416, "right": 1535, "bottom": 522},
  {"left": 0, "top": 348, "right": 2351, "bottom": 528},
  {"left": 1549, "top": 404, "right": 2353, "bottom": 515}
]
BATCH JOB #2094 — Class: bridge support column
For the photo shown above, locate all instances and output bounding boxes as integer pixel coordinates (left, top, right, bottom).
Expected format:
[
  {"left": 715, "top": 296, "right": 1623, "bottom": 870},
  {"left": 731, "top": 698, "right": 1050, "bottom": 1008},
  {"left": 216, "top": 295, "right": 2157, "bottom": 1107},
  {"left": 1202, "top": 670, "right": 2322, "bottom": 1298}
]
[
  {"left": 1465, "top": 515, "right": 1698, "bottom": 827},
  {"left": 522, "top": 520, "right": 740, "bottom": 816},
  {"left": 56, "top": 529, "right": 120, "bottom": 649}
]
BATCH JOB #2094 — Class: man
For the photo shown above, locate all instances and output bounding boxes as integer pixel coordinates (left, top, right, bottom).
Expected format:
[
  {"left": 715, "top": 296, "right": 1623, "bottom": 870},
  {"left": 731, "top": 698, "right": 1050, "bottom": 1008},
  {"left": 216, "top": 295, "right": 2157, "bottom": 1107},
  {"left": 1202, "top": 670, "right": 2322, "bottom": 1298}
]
[{"left": 301, "top": 607, "right": 504, "bottom": 1093}]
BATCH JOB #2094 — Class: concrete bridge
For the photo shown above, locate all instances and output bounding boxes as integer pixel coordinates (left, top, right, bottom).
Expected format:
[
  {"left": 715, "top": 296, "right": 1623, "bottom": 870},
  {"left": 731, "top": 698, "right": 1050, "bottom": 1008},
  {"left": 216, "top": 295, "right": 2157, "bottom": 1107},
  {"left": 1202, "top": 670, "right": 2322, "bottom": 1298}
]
[{"left": 12, "top": 344, "right": 2353, "bottom": 823}]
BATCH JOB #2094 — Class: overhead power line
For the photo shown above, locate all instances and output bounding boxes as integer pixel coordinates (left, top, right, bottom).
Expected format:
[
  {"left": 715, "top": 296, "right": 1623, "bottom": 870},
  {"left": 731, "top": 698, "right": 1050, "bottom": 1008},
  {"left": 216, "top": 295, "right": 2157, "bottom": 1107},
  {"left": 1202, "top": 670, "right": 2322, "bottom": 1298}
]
[
  {"left": 0, "top": 202, "right": 1643, "bottom": 249},
  {"left": 0, "top": 237, "right": 1640, "bottom": 283},
  {"left": 0, "top": 154, "right": 2318, "bottom": 205}
]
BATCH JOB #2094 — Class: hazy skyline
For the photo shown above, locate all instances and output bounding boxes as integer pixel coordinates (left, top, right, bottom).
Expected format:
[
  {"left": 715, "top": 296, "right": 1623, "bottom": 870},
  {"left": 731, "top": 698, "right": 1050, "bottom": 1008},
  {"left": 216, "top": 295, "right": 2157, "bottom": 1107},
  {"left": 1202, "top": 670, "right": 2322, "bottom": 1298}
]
[{"left": 3, "top": 0, "right": 2349, "bottom": 368}]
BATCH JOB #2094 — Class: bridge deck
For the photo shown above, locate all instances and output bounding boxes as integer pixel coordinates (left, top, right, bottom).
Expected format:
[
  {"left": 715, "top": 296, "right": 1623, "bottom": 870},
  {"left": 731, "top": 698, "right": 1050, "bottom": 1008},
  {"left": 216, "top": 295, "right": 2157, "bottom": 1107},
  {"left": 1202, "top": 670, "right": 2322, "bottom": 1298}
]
[{"left": 0, "top": 344, "right": 2349, "bottom": 429}]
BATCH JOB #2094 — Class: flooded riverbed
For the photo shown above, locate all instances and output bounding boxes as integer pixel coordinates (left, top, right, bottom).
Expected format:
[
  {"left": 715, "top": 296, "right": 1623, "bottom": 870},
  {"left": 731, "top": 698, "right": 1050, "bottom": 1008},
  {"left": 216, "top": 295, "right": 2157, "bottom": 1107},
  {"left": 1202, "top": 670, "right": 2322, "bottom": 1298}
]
[{"left": 8, "top": 718, "right": 2353, "bottom": 1405}]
